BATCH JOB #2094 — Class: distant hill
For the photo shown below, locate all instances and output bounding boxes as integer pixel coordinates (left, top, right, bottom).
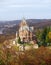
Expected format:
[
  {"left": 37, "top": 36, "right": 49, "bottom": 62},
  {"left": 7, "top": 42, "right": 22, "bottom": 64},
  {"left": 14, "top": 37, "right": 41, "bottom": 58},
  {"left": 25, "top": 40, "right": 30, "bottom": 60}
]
[
  {"left": 27, "top": 19, "right": 51, "bottom": 28},
  {"left": 0, "top": 19, "right": 51, "bottom": 34},
  {"left": 0, "top": 19, "right": 51, "bottom": 27}
]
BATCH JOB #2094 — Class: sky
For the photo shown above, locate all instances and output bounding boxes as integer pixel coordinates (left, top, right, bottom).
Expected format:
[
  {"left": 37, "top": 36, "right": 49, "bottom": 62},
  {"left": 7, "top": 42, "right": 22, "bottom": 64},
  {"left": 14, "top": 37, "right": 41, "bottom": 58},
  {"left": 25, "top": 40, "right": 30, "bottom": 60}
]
[{"left": 0, "top": 0, "right": 51, "bottom": 21}]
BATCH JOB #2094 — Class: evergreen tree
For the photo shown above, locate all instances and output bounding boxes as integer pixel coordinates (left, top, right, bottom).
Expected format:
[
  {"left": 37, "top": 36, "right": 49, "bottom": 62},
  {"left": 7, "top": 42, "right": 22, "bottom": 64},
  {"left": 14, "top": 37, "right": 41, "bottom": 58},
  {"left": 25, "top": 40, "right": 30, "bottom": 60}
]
[
  {"left": 18, "top": 37, "right": 21, "bottom": 44},
  {"left": 36, "top": 26, "right": 51, "bottom": 46},
  {"left": 41, "top": 27, "right": 48, "bottom": 46},
  {"left": 46, "top": 27, "right": 51, "bottom": 46}
]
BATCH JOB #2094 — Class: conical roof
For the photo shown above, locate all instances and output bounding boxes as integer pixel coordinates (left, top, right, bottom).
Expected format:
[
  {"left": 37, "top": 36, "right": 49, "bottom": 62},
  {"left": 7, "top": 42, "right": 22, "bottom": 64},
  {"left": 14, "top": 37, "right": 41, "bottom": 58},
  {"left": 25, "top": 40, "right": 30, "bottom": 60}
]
[
  {"left": 20, "top": 18, "right": 27, "bottom": 26},
  {"left": 19, "top": 18, "right": 30, "bottom": 31}
]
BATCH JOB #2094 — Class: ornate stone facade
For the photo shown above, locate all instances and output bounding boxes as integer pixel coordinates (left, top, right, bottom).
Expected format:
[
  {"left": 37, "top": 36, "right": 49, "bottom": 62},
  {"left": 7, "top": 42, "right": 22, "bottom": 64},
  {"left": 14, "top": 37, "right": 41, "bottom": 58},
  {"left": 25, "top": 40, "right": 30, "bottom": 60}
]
[{"left": 19, "top": 19, "right": 34, "bottom": 43}]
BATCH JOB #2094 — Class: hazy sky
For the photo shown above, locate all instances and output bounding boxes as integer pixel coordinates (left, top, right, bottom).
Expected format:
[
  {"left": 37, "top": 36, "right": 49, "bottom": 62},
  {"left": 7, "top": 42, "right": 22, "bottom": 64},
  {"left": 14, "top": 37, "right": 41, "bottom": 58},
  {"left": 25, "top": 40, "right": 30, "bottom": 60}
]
[{"left": 0, "top": 0, "right": 51, "bottom": 21}]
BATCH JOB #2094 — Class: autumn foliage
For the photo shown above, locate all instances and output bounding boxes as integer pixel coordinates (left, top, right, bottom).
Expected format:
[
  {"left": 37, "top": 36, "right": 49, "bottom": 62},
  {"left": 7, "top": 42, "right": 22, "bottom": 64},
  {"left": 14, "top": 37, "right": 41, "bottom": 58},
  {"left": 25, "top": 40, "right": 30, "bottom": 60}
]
[{"left": 0, "top": 43, "right": 51, "bottom": 65}]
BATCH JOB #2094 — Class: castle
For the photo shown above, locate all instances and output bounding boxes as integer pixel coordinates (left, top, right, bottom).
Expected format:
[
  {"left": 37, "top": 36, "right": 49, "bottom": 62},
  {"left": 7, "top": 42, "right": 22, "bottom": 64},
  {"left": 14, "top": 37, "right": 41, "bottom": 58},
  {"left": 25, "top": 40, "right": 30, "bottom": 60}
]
[
  {"left": 16, "top": 18, "right": 37, "bottom": 43},
  {"left": 4, "top": 18, "right": 38, "bottom": 50}
]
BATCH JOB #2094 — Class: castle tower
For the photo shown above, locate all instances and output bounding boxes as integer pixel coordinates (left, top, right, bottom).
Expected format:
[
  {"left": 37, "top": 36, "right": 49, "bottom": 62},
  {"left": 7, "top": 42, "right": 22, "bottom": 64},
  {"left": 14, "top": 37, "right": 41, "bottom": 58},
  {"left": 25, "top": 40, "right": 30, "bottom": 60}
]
[
  {"left": 19, "top": 18, "right": 34, "bottom": 43},
  {"left": 20, "top": 18, "right": 27, "bottom": 27}
]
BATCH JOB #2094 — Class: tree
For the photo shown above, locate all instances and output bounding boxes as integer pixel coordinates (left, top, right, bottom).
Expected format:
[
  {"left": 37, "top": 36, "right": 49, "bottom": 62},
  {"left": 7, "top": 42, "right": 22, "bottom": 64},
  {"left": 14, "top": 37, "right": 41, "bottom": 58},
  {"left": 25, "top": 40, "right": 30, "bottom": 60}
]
[
  {"left": 40, "top": 27, "right": 51, "bottom": 46},
  {"left": 18, "top": 37, "right": 25, "bottom": 51},
  {"left": 46, "top": 27, "right": 51, "bottom": 46},
  {"left": 18, "top": 37, "right": 21, "bottom": 44},
  {"left": 41, "top": 27, "right": 48, "bottom": 46},
  {"left": 36, "top": 29, "right": 41, "bottom": 41}
]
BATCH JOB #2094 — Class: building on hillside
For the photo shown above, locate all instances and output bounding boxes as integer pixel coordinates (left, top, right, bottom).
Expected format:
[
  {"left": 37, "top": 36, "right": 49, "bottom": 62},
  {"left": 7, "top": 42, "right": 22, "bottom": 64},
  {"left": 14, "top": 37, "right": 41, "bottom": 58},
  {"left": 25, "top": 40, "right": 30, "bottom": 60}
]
[
  {"left": 12, "top": 18, "right": 38, "bottom": 44},
  {"left": 18, "top": 18, "right": 36, "bottom": 43},
  {"left": 11, "top": 18, "right": 38, "bottom": 49}
]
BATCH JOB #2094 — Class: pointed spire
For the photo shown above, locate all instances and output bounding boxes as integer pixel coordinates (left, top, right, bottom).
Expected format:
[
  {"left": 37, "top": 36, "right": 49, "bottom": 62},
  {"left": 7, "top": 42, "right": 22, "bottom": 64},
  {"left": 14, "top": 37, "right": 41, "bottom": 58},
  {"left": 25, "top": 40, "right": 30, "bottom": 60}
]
[
  {"left": 20, "top": 18, "right": 27, "bottom": 27},
  {"left": 22, "top": 17, "right": 26, "bottom": 23}
]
